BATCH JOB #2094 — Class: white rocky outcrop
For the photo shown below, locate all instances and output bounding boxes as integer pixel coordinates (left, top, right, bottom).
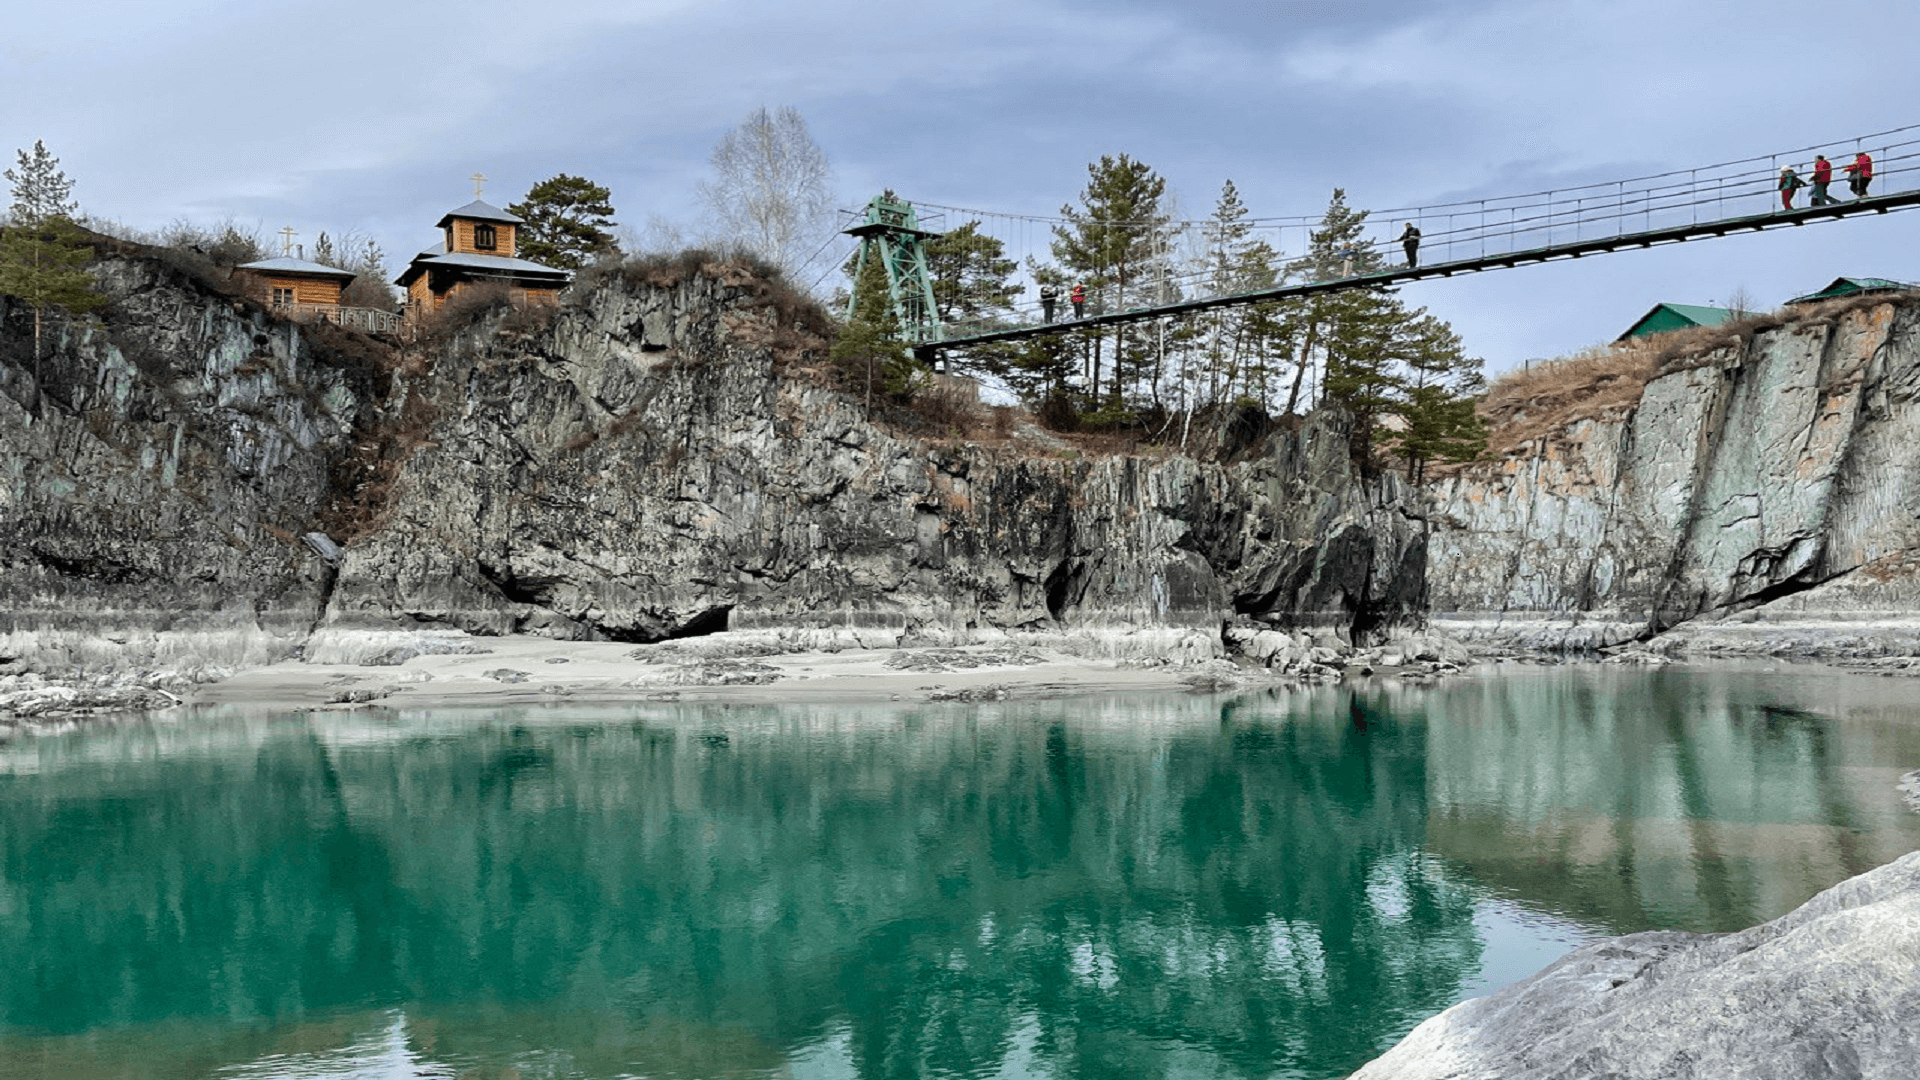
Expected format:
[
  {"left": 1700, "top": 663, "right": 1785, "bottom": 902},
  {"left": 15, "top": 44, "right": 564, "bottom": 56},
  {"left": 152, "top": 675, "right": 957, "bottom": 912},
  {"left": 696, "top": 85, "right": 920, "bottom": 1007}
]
[
  {"left": 1351, "top": 849, "right": 1920, "bottom": 1080},
  {"left": 1431, "top": 301, "right": 1920, "bottom": 656}
]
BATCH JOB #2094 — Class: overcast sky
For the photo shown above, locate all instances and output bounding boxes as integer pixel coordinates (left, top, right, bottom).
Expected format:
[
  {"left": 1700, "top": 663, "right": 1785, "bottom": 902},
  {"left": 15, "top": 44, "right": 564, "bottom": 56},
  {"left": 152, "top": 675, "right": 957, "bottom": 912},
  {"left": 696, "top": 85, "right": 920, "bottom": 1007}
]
[{"left": 5, "top": 0, "right": 1917, "bottom": 372}]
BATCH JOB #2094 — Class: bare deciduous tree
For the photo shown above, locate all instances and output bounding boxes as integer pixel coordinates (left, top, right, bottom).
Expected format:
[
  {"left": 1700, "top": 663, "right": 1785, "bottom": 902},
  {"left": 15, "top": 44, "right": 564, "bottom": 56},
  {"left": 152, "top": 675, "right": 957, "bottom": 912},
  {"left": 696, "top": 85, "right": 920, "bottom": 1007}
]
[
  {"left": 696, "top": 106, "right": 837, "bottom": 282},
  {"left": 621, "top": 214, "right": 687, "bottom": 257},
  {"left": 1721, "top": 285, "right": 1757, "bottom": 320}
]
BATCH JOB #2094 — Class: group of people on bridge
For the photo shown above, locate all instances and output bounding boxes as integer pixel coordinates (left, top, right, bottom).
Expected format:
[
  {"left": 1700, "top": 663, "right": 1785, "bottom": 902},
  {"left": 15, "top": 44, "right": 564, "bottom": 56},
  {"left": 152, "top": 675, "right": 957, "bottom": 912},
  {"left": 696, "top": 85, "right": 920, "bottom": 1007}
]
[
  {"left": 1016, "top": 151, "right": 1877, "bottom": 329},
  {"left": 1780, "top": 151, "right": 1874, "bottom": 210},
  {"left": 1037, "top": 283, "right": 1086, "bottom": 323}
]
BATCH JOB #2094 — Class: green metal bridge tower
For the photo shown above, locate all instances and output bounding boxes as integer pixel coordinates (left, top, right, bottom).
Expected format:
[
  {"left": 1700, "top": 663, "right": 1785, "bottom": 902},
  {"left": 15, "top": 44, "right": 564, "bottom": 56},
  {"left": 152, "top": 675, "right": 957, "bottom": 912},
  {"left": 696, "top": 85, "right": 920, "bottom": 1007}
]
[{"left": 844, "top": 194, "right": 942, "bottom": 346}]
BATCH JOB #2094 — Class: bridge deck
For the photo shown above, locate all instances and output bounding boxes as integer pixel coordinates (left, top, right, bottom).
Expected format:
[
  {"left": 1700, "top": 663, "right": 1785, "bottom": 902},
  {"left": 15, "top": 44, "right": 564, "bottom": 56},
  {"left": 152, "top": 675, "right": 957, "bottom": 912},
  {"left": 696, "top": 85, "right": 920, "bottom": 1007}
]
[{"left": 921, "top": 188, "right": 1920, "bottom": 355}]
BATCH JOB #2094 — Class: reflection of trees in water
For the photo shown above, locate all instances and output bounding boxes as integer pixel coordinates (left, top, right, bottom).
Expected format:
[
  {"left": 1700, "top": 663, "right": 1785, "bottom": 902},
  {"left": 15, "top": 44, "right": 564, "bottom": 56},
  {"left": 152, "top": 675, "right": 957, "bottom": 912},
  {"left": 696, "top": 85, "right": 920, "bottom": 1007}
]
[{"left": 0, "top": 692, "right": 1482, "bottom": 1079}]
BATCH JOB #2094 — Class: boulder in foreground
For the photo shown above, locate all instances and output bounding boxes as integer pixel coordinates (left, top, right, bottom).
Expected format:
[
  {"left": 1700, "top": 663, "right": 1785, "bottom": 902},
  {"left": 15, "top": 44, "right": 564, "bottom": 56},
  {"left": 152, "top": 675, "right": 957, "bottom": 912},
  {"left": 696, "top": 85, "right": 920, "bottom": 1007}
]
[{"left": 1351, "top": 849, "right": 1920, "bottom": 1080}]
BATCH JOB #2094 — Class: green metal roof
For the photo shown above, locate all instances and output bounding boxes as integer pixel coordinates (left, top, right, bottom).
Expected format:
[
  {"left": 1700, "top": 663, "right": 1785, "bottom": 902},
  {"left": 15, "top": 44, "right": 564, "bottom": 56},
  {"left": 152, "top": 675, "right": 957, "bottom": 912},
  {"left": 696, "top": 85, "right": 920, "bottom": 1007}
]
[
  {"left": 1785, "top": 276, "right": 1915, "bottom": 305},
  {"left": 1616, "top": 303, "right": 1735, "bottom": 341}
]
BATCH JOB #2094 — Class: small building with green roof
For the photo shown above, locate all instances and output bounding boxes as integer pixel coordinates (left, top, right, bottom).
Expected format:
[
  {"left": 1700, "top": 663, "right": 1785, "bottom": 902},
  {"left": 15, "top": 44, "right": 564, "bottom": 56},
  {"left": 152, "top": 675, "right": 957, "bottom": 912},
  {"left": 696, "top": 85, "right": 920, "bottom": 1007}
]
[
  {"left": 1784, "top": 277, "right": 1916, "bottom": 305},
  {"left": 1615, "top": 303, "right": 1735, "bottom": 342}
]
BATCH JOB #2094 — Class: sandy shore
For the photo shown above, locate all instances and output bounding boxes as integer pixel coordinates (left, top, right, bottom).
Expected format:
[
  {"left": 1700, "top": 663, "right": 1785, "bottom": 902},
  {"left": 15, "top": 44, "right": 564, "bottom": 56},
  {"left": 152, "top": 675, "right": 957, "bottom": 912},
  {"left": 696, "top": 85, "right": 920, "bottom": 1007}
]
[
  {"left": 3, "top": 626, "right": 1473, "bottom": 730},
  {"left": 192, "top": 635, "right": 1219, "bottom": 710}
]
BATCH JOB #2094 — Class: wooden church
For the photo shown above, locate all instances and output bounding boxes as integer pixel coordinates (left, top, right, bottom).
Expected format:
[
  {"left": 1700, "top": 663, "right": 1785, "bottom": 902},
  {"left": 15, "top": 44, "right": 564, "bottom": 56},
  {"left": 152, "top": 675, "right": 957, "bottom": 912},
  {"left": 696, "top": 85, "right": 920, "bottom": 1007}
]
[{"left": 396, "top": 196, "right": 570, "bottom": 314}]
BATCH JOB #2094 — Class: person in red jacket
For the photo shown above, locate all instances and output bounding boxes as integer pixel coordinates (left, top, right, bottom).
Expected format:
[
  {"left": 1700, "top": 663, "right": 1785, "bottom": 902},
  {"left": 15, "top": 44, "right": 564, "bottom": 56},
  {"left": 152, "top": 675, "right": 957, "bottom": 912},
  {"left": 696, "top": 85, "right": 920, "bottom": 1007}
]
[
  {"left": 1070, "top": 283, "right": 1086, "bottom": 319},
  {"left": 1810, "top": 154, "right": 1836, "bottom": 206},
  {"left": 1779, "top": 166, "right": 1806, "bottom": 211},
  {"left": 1845, "top": 151, "right": 1874, "bottom": 198}
]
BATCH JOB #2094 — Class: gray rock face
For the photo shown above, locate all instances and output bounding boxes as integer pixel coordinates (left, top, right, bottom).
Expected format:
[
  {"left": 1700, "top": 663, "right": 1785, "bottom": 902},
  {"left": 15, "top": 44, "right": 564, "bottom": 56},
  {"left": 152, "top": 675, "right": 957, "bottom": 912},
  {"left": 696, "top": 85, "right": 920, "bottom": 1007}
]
[
  {"left": 1, "top": 249, "right": 1426, "bottom": 674},
  {"left": 0, "top": 256, "right": 365, "bottom": 673},
  {"left": 1350, "top": 849, "right": 1920, "bottom": 1080},
  {"left": 321, "top": 262, "right": 1427, "bottom": 646},
  {"left": 1430, "top": 301, "right": 1920, "bottom": 652}
]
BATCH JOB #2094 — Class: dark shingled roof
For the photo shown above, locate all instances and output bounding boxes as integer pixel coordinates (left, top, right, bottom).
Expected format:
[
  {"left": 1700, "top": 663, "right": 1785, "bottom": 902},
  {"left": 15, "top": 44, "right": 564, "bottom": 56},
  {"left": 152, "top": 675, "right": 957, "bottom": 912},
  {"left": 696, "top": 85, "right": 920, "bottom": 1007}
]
[
  {"left": 434, "top": 199, "right": 524, "bottom": 228},
  {"left": 235, "top": 256, "right": 358, "bottom": 281}
]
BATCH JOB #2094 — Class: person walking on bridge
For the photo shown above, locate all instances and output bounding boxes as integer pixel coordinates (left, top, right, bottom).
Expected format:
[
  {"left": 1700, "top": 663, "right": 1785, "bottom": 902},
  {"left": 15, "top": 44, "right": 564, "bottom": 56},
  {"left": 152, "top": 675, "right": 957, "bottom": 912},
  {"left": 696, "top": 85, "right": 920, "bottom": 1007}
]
[
  {"left": 1399, "top": 223, "right": 1422, "bottom": 269},
  {"left": 1070, "top": 283, "right": 1086, "bottom": 319},
  {"left": 1779, "top": 166, "right": 1806, "bottom": 211},
  {"left": 1846, "top": 151, "right": 1874, "bottom": 197},
  {"left": 1039, "top": 283, "right": 1058, "bottom": 323},
  {"left": 1810, "top": 155, "right": 1837, "bottom": 206}
]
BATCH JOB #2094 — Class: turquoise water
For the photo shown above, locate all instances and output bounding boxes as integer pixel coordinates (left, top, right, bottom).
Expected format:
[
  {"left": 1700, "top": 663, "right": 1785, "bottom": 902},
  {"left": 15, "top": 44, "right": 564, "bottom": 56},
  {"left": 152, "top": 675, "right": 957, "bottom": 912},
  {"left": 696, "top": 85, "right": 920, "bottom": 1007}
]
[{"left": 1, "top": 664, "right": 1916, "bottom": 1079}]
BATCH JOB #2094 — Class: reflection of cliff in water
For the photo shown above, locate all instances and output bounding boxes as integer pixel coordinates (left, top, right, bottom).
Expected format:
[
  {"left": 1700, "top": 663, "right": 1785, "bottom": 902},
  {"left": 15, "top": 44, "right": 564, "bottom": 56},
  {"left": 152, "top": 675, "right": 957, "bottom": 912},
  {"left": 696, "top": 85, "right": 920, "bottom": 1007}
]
[
  {"left": 1416, "top": 665, "right": 1920, "bottom": 933},
  {"left": 0, "top": 694, "right": 1479, "bottom": 1080},
  {"left": 3, "top": 669, "right": 1915, "bottom": 1079}
]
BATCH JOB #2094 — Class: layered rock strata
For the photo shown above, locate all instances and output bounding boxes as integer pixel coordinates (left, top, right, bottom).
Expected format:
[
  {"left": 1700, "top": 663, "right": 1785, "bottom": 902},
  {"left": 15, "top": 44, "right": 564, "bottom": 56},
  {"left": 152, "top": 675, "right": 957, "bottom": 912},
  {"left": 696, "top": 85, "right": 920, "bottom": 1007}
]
[
  {"left": 1430, "top": 300, "right": 1920, "bottom": 653},
  {"left": 0, "top": 249, "right": 1426, "bottom": 678},
  {"left": 0, "top": 255, "right": 369, "bottom": 674},
  {"left": 324, "top": 263, "right": 1425, "bottom": 646}
]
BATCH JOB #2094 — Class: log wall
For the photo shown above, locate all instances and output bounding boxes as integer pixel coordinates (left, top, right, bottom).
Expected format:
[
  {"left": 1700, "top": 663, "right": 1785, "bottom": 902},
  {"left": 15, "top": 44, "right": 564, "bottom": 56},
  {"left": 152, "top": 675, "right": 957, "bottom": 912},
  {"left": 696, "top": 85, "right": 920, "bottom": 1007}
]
[
  {"left": 448, "top": 219, "right": 517, "bottom": 257},
  {"left": 250, "top": 274, "right": 345, "bottom": 307}
]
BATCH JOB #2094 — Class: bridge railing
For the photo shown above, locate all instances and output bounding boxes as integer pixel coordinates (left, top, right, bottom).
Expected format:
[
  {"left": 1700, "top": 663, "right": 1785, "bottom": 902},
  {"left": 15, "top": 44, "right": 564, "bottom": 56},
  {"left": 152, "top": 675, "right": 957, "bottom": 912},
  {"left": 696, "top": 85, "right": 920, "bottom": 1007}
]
[
  {"left": 918, "top": 124, "right": 1920, "bottom": 347},
  {"left": 279, "top": 303, "right": 403, "bottom": 335},
  {"left": 1406, "top": 137, "right": 1920, "bottom": 266}
]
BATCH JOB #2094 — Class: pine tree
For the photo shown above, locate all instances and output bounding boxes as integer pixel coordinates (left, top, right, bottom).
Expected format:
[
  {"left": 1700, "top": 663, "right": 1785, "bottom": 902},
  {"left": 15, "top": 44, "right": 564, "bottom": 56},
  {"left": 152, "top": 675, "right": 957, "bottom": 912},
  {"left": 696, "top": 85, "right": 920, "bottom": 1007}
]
[
  {"left": 1051, "top": 154, "right": 1172, "bottom": 409},
  {"left": 302, "top": 229, "right": 396, "bottom": 311},
  {"left": 1198, "top": 180, "right": 1283, "bottom": 407},
  {"left": 1278, "top": 189, "right": 1484, "bottom": 471},
  {"left": 925, "top": 220, "right": 1020, "bottom": 380},
  {"left": 341, "top": 237, "right": 396, "bottom": 311},
  {"left": 1002, "top": 332, "right": 1078, "bottom": 415},
  {"left": 833, "top": 247, "right": 920, "bottom": 407},
  {"left": 4, "top": 140, "right": 78, "bottom": 224},
  {"left": 1276, "top": 189, "right": 1390, "bottom": 418},
  {"left": 926, "top": 221, "right": 1019, "bottom": 324},
  {"left": 996, "top": 262, "right": 1081, "bottom": 414},
  {"left": 508, "top": 174, "right": 618, "bottom": 270},
  {"left": 1318, "top": 293, "right": 1408, "bottom": 460},
  {"left": 1391, "top": 321, "right": 1487, "bottom": 481},
  {"left": 0, "top": 140, "right": 102, "bottom": 414},
  {"left": 0, "top": 217, "right": 103, "bottom": 355}
]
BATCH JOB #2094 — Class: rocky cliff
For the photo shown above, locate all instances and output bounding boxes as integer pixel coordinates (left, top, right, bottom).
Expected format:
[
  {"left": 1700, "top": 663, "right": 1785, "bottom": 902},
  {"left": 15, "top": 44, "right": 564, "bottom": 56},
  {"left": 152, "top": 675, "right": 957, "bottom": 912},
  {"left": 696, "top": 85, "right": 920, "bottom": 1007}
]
[
  {"left": 1430, "top": 298, "right": 1920, "bottom": 653},
  {"left": 0, "top": 252, "right": 373, "bottom": 675},
  {"left": 0, "top": 246, "right": 1426, "bottom": 676}
]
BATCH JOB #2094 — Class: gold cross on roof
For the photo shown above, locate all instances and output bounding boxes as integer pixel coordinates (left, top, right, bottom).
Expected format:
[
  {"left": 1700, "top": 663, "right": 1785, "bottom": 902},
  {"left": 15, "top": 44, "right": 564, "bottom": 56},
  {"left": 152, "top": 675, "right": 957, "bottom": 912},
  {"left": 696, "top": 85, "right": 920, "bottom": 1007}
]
[{"left": 471, "top": 173, "right": 487, "bottom": 198}]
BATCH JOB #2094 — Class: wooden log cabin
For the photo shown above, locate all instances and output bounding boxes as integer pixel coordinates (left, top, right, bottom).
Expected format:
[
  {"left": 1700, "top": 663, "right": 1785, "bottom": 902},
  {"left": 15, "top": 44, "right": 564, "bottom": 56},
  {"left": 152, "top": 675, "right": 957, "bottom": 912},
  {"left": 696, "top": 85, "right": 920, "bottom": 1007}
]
[
  {"left": 235, "top": 256, "right": 358, "bottom": 311},
  {"left": 395, "top": 199, "right": 570, "bottom": 315}
]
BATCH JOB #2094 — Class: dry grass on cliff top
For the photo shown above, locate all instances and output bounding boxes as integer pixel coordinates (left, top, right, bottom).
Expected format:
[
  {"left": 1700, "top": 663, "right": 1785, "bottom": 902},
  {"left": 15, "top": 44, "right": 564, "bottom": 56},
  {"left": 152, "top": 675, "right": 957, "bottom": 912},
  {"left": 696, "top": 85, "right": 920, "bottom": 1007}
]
[
  {"left": 1477, "top": 295, "right": 1912, "bottom": 460},
  {"left": 1477, "top": 343, "right": 1661, "bottom": 458},
  {"left": 585, "top": 248, "right": 837, "bottom": 348}
]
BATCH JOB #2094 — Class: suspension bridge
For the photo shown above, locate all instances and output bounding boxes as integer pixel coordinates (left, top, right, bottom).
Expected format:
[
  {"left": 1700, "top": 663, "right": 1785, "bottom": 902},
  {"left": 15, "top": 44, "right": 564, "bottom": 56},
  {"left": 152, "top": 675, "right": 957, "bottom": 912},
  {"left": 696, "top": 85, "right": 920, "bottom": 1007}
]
[{"left": 833, "top": 125, "right": 1920, "bottom": 361}]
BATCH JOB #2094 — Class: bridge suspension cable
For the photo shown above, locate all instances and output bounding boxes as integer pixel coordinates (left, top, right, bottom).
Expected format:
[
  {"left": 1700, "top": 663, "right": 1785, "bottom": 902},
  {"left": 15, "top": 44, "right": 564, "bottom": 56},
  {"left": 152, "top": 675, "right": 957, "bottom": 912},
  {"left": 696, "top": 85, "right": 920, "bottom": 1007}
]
[{"left": 879, "top": 124, "right": 1920, "bottom": 351}]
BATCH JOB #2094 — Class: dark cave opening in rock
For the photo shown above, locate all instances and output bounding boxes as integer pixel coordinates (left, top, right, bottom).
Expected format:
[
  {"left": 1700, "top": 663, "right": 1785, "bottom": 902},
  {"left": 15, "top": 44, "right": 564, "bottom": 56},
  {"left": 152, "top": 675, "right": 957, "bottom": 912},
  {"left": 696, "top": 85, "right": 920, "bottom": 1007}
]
[{"left": 671, "top": 605, "right": 732, "bottom": 639}]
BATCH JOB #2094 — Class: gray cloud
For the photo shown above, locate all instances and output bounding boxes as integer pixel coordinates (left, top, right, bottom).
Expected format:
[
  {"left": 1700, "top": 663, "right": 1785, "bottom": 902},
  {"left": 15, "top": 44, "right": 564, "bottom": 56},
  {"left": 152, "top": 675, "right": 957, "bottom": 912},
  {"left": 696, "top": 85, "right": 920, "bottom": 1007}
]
[{"left": 4, "top": 0, "right": 1917, "bottom": 371}]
